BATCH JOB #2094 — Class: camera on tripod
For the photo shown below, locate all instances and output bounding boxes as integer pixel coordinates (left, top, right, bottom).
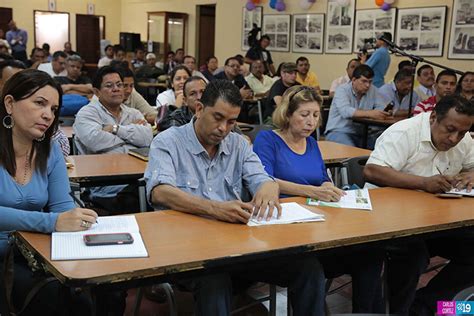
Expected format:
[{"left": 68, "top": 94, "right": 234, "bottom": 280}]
[{"left": 359, "top": 38, "right": 376, "bottom": 58}]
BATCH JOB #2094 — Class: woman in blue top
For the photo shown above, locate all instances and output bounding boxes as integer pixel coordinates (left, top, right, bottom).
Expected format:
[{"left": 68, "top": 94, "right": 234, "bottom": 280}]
[
  {"left": 253, "top": 85, "right": 384, "bottom": 313},
  {"left": 0, "top": 70, "right": 98, "bottom": 315},
  {"left": 254, "top": 85, "right": 344, "bottom": 201}
]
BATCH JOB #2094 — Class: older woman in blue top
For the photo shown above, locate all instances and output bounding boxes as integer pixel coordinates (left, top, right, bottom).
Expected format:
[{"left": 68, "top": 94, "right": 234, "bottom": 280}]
[
  {"left": 0, "top": 69, "right": 97, "bottom": 314},
  {"left": 253, "top": 85, "right": 344, "bottom": 201},
  {"left": 253, "top": 85, "right": 384, "bottom": 313}
]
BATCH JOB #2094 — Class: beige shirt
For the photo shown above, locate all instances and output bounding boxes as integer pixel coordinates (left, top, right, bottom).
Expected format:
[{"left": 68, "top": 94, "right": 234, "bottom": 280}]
[
  {"left": 367, "top": 112, "right": 474, "bottom": 177},
  {"left": 245, "top": 73, "right": 275, "bottom": 95},
  {"left": 124, "top": 89, "right": 157, "bottom": 117}
]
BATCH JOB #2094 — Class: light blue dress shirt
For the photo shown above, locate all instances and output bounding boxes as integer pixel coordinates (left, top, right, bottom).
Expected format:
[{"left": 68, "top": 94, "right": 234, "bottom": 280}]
[
  {"left": 366, "top": 47, "right": 390, "bottom": 88},
  {"left": 325, "top": 82, "right": 385, "bottom": 137},
  {"left": 0, "top": 142, "right": 74, "bottom": 256},
  {"left": 378, "top": 82, "right": 421, "bottom": 112},
  {"left": 144, "top": 120, "right": 273, "bottom": 208}
]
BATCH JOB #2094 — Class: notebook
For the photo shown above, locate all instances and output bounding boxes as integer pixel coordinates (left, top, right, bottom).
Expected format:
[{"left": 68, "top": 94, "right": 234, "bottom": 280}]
[
  {"left": 307, "top": 188, "right": 373, "bottom": 211},
  {"left": 51, "top": 215, "right": 148, "bottom": 260},
  {"left": 128, "top": 148, "right": 150, "bottom": 161},
  {"left": 247, "top": 202, "right": 325, "bottom": 226}
]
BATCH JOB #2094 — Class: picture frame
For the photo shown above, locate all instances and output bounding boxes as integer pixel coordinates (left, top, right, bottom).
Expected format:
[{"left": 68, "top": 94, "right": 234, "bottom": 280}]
[
  {"left": 353, "top": 8, "right": 396, "bottom": 53},
  {"left": 292, "top": 13, "right": 325, "bottom": 54},
  {"left": 242, "top": 6, "right": 263, "bottom": 51},
  {"left": 448, "top": 0, "right": 474, "bottom": 59},
  {"left": 325, "top": 0, "right": 356, "bottom": 54},
  {"left": 396, "top": 6, "right": 447, "bottom": 57},
  {"left": 263, "top": 14, "right": 291, "bottom": 52}
]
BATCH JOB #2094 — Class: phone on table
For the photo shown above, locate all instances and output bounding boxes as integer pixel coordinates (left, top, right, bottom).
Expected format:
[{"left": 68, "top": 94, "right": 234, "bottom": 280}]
[
  {"left": 83, "top": 233, "right": 134, "bottom": 246},
  {"left": 384, "top": 101, "right": 395, "bottom": 112}
]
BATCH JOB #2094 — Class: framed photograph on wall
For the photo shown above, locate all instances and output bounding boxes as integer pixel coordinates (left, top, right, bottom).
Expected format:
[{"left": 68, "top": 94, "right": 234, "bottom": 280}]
[
  {"left": 396, "top": 6, "right": 447, "bottom": 57},
  {"left": 292, "top": 14, "right": 325, "bottom": 54},
  {"left": 448, "top": 0, "right": 474, "bottom": 59},
  {"left": 263, "top": 14, "right": 291, "bottom": 52},
  {"left": 353, "top": 8, "right": 396, "bottom": 53},
  {"left": 325, "top": 0, "right": 356, "bottom": 54},
  {"left": 242, "top": 6, "right": 263, "bottom": 51}
]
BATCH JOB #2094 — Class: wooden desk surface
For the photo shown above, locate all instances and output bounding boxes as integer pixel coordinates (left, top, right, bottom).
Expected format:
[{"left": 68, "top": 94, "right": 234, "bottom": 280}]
[
  {"left": 61, "top": 126, "right": 74, "bottom": 139},
  {"left": 353, "top": 116, "right": 404, "bottom": 127},
  {"left": 67, "top": 154, "right": 147, "bottom": 184},
  {"left": 318, "top": 141, "right": 371, "bottom": 164},
  {"left": 16, "top": 188, "right": 474, "bottom": 286},
  {"left": 137, "top": 82, "right": 168, "bottom": 88}
]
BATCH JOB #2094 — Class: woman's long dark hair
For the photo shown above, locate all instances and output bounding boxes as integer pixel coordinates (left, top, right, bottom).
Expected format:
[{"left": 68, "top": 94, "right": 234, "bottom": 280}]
[{"left": 0, "top": 69, "right": 63, "bottom": 176}]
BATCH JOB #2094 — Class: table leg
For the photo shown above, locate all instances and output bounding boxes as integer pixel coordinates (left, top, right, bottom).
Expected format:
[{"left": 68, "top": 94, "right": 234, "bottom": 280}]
[{"left": 257, "top": 100, "right": 263, "bottom": 125}]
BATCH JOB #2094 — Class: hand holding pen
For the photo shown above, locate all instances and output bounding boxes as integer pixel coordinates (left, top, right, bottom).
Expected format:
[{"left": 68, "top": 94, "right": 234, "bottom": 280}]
[{"left": 54, "top": 193, "right": 99, "bottom": 232}]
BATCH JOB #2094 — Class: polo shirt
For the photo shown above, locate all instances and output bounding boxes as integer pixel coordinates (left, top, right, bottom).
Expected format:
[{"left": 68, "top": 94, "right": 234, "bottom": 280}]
[
  {"left": 296, "top": 71, "right": 320, "bottom": 89},
  {"left": 365, "top": 46, "right": 390, "bottom": 88}
]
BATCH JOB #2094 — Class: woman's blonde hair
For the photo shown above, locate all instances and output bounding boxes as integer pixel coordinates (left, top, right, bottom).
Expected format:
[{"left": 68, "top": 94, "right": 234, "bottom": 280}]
[{"left": 272, "top": 85, "right": 323, "bottom": 130}]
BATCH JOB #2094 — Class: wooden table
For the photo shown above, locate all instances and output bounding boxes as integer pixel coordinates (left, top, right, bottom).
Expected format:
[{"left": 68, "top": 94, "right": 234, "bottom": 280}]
[
  {"left": 318, "top": 140, "right": 372, "bottom": 165},
  {"left": 15, "top": 188, "right": 474, "bottom": 289},
  {"left": 68, "top": 154, "right": 148, "bottom": 211}
]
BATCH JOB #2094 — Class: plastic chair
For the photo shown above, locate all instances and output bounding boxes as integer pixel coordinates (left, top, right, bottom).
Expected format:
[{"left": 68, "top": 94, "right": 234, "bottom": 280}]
[
  {"left": 340, "top": 156, "right": 370, "bottom": 189},
  {"left": 238, "top": 124, "right": 274, "bottom": 143}
]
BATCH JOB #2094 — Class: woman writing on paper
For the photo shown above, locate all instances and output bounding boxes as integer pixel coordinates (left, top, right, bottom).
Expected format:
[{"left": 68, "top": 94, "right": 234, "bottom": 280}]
[
  {"left": 0, "top": 69, "right": 98, "bottom": 314},
  {"left": 253, "top": 85, "right": 385, "bottom": 314}
]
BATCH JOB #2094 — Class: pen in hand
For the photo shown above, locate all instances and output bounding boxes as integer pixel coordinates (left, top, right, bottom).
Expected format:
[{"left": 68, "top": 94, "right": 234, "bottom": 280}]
[{"left": 69, "top": 192, "right": 98, "bottom": 224}]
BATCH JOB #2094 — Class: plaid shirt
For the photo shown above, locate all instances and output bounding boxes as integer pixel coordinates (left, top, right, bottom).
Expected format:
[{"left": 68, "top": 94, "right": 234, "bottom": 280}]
[{"left": 157, "top": 106, "right": 193, "bottom": 132}]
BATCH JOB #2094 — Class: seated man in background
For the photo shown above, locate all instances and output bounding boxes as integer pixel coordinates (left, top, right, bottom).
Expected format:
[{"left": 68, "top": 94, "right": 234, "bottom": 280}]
[
  {"left": 158, "top": 76, "right": 206, "bottom": 132},
  {"left": 413, "top": 70, "right": 457, "bottom": 115},
  {"left": 264, "top": 62, "right": 297, "bottom": 121},
  {"left": 120, "top": 67, "right": 158, "bottom": 125},
  {"left": 23, "top": 47, "right": 45, "bottom": 68},
  {"left": 131, "top": 47, "right": 145, "bottom": 69},
  {"left": 325, "top": 64, "right": 388, "bottom": 148},
  {"left": 414, "top": 65, "right": 436, "bottom": 100},
  {"left": 74, "top": 66, "right": 153, "bottom": 212},
  {"left": 295, "top": 56, "right": 321, "bottom": 94},
  {"left": 63, "top": 41, "right": 76, "bottom": 56},
  {"left": 245, "top": 60, "right": 275, "bottom": 97},
  {"left": 38, "top": 50, "right": 67, "bottom": 77},
  {"left": 55, "top": 54, "right": 94, "bottom": 98},
  {"left": 0, "top": 59, "right": 25, "bottom": 91},
  {"left": 135, "top": 53, "right": 165, "bottom": 81},
  {"left": 183, "top": 55, "right": 208, "bottom": 83},
  {"left": 329, "top": 58, "right": 360, "bottom": 97},
  {"left": 214, "top": 56, "right": 252, "bottom": 99},
  {"left": 201, "top": 55, "right": 218, "bottom": 81},
  {"left": 378, "top": 68, "right": 421, "bottom": 117},
  {"left": 98, "top": 44, "right": 114, "bottom": 68},
  {"left": 145, "top": 79, "right": 325, "bottom": 315},
  {"left": 364, "top": 95, "right": 474, "bottom": 316}
]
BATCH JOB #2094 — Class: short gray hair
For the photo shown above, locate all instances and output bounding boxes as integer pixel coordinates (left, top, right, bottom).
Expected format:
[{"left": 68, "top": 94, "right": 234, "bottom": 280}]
[{"left": 66, "top": 54, "right": 83, "bottom": 64}]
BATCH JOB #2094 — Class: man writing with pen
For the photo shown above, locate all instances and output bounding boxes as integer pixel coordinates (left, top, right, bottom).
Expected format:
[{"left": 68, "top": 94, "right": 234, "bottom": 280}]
[
  {"left": 364, "top": 95, "right": 474, "bottom": 316},
  {"left": 144, "top": 79, "right": 326, "bottom": 315}
]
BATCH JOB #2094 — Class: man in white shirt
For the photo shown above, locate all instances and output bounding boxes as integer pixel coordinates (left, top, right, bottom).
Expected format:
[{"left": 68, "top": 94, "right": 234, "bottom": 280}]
[
  {"left": 414, "top": 65, "right": 436, "bottom": 101},
  {"left": 364, "top": 95, "right": 474, "bottom": 316},
  {"left": 183, "top": 55, "right": 208, "bottom": 83},
  {"left": 37, "top": 50, "right": 67, "bottom": 77},
  {"left": 98, "top": 44, "right": 114, "bottom": 68},
  {"left": 329, "top": 58, "right": 360, "bottom": 97},
  {"left": 245, "top": 60, "right": 274, "bottom": 97}
]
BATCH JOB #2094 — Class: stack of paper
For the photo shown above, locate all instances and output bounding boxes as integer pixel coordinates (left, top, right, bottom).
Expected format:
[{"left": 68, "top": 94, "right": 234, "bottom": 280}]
[
  {"left": 447, "top": 188, "right": 474, "bottom": 197},
  {"left": 247, "top": 202, "right": 325, "bottom": 226},
  {"left": 307, "top": 188, "right": 373, "bottom": 211},
  {"left": 51, "top": 215, "right": 148, "bottom": 261}
]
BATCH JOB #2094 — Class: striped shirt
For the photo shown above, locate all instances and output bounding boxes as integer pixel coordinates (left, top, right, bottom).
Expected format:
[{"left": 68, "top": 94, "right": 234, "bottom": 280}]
[{"left": 413, "top": 96, "right": 436, "bottom": 116}]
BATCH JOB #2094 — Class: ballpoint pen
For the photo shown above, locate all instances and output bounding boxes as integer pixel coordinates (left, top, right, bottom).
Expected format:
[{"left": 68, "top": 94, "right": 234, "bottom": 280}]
[{"left": 69, "top": 192, "right": 98, "bottom": 223}]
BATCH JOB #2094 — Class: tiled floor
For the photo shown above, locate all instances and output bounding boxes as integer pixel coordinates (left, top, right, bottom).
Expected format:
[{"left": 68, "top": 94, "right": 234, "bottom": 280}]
[{"left": 124, "top": 257, "right": 446, "bottom": 316}]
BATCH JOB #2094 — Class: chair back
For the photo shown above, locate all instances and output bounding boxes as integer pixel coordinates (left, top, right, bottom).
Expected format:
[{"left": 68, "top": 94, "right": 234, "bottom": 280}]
[
  {"left": 340, "top": 155, "right": 370, "bottom": 189},
  {"left": 238, "top": 124, "right": 274, "bottom": 143}
]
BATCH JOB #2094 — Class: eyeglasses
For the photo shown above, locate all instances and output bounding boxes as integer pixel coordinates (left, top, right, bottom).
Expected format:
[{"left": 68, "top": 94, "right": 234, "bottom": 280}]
[{"left": 102, "top": 82, "right": 124, "bottom": 89}]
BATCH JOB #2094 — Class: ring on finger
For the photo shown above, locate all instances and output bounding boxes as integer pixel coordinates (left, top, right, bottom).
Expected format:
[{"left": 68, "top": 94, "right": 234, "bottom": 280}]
[{"left": 80, "top": 220, "right": 90, "bottom": 228}]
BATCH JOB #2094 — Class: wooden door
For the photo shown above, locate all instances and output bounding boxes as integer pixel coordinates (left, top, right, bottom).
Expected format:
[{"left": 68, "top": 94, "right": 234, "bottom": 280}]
[
  {"left": 0, "top": 8, "right": 13, "bottom": 38},
  {"left": 197, "top": 5, "right": 215, "bottom": 67},
  {"left": 76, "top": 14, "right": 100, "bottom": 64}
]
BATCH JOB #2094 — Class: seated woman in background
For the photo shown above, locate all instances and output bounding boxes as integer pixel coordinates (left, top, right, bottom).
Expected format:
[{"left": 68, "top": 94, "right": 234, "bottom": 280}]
[
  {"left": 456, "top": 71, "right": 474, "bottom": 101},
  {"left": 253, "top": 85, "right": 384, "bottom": 313},
  {"left": 0, "top": 69, "right": 98, "bottom": 315},
  {"left": 155, "top": 65, "right": 191, "bottom": 108}
]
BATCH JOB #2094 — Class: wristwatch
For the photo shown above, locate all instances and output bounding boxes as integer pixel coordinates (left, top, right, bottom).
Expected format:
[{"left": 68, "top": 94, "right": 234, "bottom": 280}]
[{"left": 112, "top": 124, "right": 119, "bottom": 135}]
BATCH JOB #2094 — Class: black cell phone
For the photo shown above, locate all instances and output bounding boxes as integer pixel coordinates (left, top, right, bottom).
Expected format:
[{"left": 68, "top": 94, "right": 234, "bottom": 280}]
[
  {"left": 384, "top": 102, "right": 394, "bottom": 112},
  {"left": 83, "top": 233, "right": 134, "bottom": 246}
]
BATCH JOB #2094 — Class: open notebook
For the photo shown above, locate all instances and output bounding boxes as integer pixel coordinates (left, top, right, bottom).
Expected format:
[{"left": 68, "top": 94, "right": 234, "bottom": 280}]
[
  {"left": 128, "top": 148, "right": 150, "bottom": 161},
  {"left": 247, "top": 202, "right": 325, "bottom": 226},
  {"left": 307, "top": 188, "right": 373, "bottom": 211},
  {"left": 51, "top": 215, "right": 148, "bottom": 260}
]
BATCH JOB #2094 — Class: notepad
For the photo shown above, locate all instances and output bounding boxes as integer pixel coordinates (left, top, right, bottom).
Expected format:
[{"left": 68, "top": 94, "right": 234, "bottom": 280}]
[
  {"left": 247, "top": 202, "right": 325, "bottom": 226},
  {"left": 446, "top": 188, "right": 474, "bottom": 197},
  {"left": 307, "top": 188, "right": 373, "bottom": 211},
  {"left": 51, "top": 215, "right": 148, "bottom": 260},
  {"left": 128, "top": 148, "right": 149, "bottom": 161}
]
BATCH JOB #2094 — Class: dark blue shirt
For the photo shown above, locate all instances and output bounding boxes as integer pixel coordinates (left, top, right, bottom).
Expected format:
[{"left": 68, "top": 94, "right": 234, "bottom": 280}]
[{"left": 253, "top": 130, "right": 330, "bottom": 197}]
